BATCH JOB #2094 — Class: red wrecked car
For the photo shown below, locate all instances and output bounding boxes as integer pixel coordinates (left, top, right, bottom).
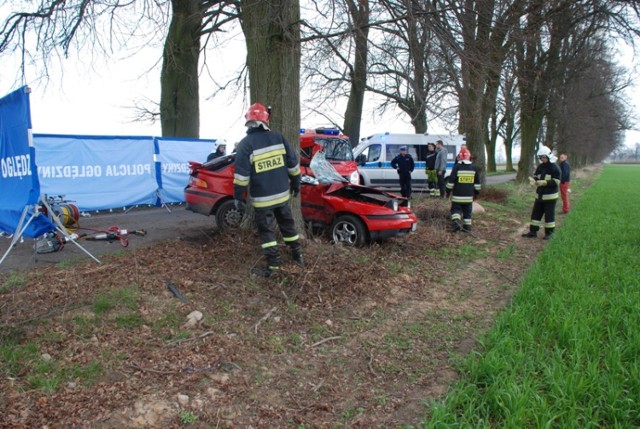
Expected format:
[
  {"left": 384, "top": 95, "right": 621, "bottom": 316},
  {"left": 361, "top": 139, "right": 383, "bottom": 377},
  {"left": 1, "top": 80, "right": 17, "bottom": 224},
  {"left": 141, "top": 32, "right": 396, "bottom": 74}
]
[{"left": 184, "top": 154, "right": 417, "bottom": 246}]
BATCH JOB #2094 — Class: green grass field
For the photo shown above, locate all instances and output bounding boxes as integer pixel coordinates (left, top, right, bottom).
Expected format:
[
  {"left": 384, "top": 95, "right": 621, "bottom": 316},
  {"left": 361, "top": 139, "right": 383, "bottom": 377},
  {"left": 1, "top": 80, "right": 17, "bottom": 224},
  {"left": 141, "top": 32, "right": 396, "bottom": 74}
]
[{"left": 425, "top": 165, "right": 640, "bottom": 428}]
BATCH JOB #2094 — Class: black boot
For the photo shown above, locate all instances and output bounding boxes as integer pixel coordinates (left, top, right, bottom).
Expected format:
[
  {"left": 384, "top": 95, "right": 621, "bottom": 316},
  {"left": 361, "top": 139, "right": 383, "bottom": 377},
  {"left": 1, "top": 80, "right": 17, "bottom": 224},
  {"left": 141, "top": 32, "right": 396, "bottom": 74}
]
[
  {"left": 253, "top": 249, "right": 281, "bottom": 278},
  {"left": 251, "top": 265, "right": 281, "bottom": 278},
  {"left": 450, "top": 220, "right": 462, "bottom": 232},
  {"left": 291, "top": 247, "right": 304, "bottom": 267},
  {"left": 462, "top": 224, "right": 471, "bottom": 233},
  {"left": 521, "top": 231, "right": 537, "bottom": 238},
  {"left": 543, "top": 231, "right": 554, "bottom": 240}
]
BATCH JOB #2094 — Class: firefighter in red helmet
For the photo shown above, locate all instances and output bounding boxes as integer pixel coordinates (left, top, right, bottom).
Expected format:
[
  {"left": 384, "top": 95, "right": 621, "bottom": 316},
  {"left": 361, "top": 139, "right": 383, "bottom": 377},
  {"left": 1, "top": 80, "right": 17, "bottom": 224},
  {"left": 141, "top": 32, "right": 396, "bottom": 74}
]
[
  {"left": 446, "top": 147, "right": 480, "bottom": 233},
  {"left": 233, "top": 103, "right": 303, "bottom": 277}
]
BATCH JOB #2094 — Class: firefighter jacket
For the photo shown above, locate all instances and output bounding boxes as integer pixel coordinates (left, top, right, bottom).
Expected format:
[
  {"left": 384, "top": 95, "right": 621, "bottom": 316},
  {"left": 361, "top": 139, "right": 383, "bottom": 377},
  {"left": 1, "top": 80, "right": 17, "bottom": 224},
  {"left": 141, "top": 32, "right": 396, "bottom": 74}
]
[
  {"left": 446, "top": 160, "right": 480, "bottom": 203},
  {"left": 533, "top": 161, "right": 561, "bottom": 200},
  {"left": 233, "top": 127, "right": 301, "bottom": 209},
  {"left": 425, "top": 151, "right": 437, "bottom": 170}
]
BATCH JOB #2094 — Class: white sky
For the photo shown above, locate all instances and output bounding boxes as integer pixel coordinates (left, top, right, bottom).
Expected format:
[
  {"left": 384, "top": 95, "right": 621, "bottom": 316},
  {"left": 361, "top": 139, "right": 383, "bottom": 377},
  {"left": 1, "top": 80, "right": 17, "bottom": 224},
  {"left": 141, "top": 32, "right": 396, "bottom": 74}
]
[{"left": 0, "top": 10, "right": 637, "bottom": 151}]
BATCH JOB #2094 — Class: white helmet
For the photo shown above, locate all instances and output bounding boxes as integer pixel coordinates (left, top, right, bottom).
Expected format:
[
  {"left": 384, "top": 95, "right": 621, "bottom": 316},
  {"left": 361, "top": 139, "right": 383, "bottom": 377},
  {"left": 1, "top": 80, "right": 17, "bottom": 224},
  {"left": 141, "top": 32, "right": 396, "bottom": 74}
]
[{"left": 537, "top": 146, "right": 552, "bottom": 159}]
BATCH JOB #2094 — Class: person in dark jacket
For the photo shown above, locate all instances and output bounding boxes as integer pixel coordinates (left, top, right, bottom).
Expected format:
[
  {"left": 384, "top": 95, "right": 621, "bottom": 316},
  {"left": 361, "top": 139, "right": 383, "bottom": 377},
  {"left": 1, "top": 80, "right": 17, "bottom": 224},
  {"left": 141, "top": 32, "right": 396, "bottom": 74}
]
[
  {"left": 233, "top": 103, "right": 303, "bottom": 277},
  {"left": 558, "top": 153, "right": 571, "bottom": 214},
  {"left": 434, "top": 140, "right": 448, "bottom": 198},
  {"left": 424, "top": 143, "right": 438, "bottom": 197},
  {"left": 446, "top": 147, "right": 480, "bottom": 232},
  {"left": 522, "top": 146, "right": 561, "bottom": 240},
  {"left": 207, "top": 141, "right": 226, "bottom": 161},
  {"left": 390, "top": 146, "right": 415, "bottom": 198}
]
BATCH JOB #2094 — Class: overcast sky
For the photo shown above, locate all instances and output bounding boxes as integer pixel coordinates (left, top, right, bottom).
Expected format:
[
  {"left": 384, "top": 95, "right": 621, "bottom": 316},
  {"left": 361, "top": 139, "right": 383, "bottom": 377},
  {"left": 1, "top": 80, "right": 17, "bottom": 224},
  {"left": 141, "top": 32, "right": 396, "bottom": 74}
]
[{"left": 0, "top": 10, "right": 637, "bottom": 150}]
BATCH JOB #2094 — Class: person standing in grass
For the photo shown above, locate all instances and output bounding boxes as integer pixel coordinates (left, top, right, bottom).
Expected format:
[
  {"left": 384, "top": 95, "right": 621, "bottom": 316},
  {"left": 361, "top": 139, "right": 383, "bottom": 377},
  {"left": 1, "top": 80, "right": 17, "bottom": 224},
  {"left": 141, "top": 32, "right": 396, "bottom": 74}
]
[
  {"left": 558, "top": 153, "right": 571, "bottom": 214},
  {"left": 424, "top": 143, "right": 438, "bottom": 197},
  {"left": 233, "top": 103, "right": 303, "bottom": 278},
  {"left": 522, "top": 146, "right": 561, "bottom": 240},
  {"left": 446, "top": 147, "right": 480, "bottom": 233},
  {"left": 391, "top": 146, "right": 415, "bottom": 199},
  {"left": 435, "top": 140, "right": 448, "bottom": 198}
]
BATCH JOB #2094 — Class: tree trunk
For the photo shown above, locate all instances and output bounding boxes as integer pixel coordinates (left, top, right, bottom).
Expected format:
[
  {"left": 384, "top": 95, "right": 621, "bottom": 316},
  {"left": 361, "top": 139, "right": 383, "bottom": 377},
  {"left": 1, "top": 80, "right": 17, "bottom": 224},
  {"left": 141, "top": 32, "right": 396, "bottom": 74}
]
[
  {"left": 160, "top": 0, "right": 202, "bottom": 138},
  {"left": 241, "top": 0, "right": 303, "bottom": 228},
  {"left": 343, "top": 0, "right": 369, "bottom": 147}
]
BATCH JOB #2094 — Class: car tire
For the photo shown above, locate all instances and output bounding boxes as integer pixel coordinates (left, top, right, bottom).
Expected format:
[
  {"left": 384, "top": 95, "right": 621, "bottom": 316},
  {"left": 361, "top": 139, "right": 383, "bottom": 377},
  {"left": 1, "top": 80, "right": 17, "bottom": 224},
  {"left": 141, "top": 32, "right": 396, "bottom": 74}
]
[
  {"left": 330, "top": 214, "right": 368, "bottom": 247},
  {"left": 216, "top": 200, "right": 243, "bottom": 231}
]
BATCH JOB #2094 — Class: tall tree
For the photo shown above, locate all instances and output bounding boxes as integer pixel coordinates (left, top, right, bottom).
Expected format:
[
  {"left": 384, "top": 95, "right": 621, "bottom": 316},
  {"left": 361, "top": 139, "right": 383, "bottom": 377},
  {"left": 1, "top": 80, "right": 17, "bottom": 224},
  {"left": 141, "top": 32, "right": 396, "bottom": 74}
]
[
  {"left": 240, "top": 0, "right": 303, "bottom": 225},
  {"left": 0, "top": 0, "right": 239, "bottom": 138}
]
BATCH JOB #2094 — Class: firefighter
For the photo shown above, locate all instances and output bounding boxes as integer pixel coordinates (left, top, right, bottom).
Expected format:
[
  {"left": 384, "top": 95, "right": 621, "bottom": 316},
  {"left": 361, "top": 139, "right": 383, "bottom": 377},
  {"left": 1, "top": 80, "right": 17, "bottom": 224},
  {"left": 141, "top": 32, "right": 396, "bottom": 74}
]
[
  {"left": 522, "top": 146, "right": 561, "bottom": 240},
  {"left": 207, "top": 141, "right": 226, "bottom": 161},
  {"left": 424, "top": 143, "right": 438, "bottom": 197},
  {"left": 446, "top": 147, "right": 480, "bottom": 232},
  {"left": 390, "top": 146, "right": 415, "bottom": 198},
  {"left": 233, "top": 103, "right": 303, "bottom": 277}
]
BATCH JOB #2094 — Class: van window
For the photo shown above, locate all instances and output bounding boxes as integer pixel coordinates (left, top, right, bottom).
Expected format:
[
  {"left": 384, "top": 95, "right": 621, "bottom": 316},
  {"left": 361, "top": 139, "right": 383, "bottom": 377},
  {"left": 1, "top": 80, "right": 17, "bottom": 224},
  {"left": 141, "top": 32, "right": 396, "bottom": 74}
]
[
  {"left": 387, "top": 144, "right": 417, "bottom": 160},
  {"left": 361, "top": 143, "right": 381, "bottom": 162},
  {"left": 445, "top": 145, "right": 457, "bottom": 161},
  {"left": 416, "top": 144, "right": 434, "bottom": 161},
  {"left": 316, "top": 137, "right": 354, "bottom": 161}
]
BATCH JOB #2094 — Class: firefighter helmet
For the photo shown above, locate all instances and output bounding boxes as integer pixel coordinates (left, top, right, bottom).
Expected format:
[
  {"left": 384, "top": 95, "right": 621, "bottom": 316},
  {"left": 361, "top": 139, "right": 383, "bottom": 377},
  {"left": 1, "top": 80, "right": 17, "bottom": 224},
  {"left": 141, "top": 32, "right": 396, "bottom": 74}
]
[
  {"left": 458, "top": 147, "right": 471, "bottom": 161},
  {"left": 537, "top": 146, "right": 552, "bottom": 159},
  {"left": 245, "top": 103, "right": 270, "bottom": 126}
]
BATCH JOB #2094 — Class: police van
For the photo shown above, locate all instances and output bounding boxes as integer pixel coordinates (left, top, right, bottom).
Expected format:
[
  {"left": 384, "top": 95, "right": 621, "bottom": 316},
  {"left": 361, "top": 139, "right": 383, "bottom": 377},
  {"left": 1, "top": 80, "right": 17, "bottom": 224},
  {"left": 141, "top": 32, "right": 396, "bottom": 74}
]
[{"left": 353, "top": 133, "right": 466, "bottom": 187}]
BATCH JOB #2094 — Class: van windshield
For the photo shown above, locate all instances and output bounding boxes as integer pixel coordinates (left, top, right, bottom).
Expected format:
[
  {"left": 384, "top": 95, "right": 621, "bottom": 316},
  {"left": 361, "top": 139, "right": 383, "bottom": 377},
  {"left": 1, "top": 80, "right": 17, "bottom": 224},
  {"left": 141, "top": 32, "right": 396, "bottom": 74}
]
[{"left": 316, "top": 138, "right": 354, "bottom": 161}]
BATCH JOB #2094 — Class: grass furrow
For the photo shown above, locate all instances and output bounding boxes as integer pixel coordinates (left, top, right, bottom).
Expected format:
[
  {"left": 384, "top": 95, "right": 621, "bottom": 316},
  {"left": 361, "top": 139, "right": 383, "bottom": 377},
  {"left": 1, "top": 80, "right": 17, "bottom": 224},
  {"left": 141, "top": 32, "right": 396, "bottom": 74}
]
[{"left": 425, "top": 165, "right": 640, "bottom": 428}]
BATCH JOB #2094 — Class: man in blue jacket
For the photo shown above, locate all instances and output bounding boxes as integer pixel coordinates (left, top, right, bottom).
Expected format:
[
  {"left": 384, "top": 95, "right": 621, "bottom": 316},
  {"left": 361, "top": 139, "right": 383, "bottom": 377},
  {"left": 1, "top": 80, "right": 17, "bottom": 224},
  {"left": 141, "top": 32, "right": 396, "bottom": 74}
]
[{"left": 391, "top": 146, "right": 415, "bottom": 198}]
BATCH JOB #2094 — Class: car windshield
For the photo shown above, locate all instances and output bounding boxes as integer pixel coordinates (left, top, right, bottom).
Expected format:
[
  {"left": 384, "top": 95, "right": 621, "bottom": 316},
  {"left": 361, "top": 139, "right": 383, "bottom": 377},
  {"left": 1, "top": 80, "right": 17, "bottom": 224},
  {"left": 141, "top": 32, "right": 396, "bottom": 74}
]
[{"left": 316, "top": 138, "right": 354, "bottom": 161}]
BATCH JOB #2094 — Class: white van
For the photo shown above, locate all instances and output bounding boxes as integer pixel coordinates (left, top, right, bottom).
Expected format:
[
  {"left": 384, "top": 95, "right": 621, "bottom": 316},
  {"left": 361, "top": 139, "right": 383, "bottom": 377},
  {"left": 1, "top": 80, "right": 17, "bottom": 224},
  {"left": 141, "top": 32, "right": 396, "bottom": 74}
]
[{"left": 353, "top": 133, "right": 466, "bottom": 187}]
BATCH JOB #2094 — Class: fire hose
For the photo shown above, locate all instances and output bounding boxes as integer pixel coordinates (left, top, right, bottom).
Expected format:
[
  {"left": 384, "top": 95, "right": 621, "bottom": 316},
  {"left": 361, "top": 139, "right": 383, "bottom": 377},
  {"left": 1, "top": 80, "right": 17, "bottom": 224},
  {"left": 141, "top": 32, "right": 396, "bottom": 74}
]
[{"left": 85, "top": 226, "right": 147, "bottom": 247}]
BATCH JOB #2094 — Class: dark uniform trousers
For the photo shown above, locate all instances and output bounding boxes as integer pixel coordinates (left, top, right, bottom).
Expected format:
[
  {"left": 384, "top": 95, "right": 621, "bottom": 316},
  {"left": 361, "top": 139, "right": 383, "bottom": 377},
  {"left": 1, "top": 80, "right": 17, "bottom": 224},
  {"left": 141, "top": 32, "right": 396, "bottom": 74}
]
[
  {"left": 529, "top": 198, "right": 556, "bottom": 235},
  {"left": 451, "top": 202, "right": 473, "bottom": 228},
  {"left": 255, "top": 203, "right": 300, "bottom": 268},
  {"left": 399, "top": 173, "right": 412, "bottom": 199}
]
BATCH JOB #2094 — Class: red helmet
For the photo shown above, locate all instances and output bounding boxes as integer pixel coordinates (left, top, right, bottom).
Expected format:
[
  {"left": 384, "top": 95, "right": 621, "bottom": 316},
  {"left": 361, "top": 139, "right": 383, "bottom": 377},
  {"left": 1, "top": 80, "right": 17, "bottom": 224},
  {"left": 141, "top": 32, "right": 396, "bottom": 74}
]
[
  {"left": 245, "top": 102, "right": 270, "bottom": 125},
  {"left": 458, "top": 147, "right": 471, "bottom": 161}
]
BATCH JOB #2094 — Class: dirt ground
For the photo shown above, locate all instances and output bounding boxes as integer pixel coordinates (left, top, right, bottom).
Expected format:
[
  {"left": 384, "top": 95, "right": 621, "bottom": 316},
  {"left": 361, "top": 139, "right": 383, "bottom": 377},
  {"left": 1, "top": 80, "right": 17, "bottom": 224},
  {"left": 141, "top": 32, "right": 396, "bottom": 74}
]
[{"left": 0, "top": 179, "right": 578, "bottom": 428}]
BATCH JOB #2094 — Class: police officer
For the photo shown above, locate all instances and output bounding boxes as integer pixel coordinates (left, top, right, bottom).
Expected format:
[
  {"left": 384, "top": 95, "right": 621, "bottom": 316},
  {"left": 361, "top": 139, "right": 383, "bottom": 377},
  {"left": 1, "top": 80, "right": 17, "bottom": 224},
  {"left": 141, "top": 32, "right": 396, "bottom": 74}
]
[
  {"left": 233, "top": 103, "right": 303, "bottom": 277},
  {"left": 446, "top": 147, "right": 480, "bottom": 232},
  {"left": 522, "top": 146, "right": 561, "bottom": 240},
  {"left": 390, "top": 146, "right": 414, "bottom": 198}
]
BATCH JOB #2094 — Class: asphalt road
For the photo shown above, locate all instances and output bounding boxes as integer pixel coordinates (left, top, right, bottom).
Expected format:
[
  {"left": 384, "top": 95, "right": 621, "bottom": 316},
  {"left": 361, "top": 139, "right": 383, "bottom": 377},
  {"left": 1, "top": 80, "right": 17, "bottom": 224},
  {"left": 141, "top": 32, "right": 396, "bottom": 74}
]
[
  {"left": 0, "top": 173, "right": 517, "bottom": 274},
  {"left": 0, "top": 204, "right": 216, "bottom": 273}
]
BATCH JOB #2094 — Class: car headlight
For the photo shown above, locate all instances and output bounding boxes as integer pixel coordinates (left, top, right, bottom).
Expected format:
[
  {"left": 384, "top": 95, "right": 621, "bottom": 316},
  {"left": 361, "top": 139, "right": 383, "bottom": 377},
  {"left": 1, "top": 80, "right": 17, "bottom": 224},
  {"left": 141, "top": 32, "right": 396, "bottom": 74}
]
[{"left": 350, "top": 171, "right": 359, "bottom": 184}]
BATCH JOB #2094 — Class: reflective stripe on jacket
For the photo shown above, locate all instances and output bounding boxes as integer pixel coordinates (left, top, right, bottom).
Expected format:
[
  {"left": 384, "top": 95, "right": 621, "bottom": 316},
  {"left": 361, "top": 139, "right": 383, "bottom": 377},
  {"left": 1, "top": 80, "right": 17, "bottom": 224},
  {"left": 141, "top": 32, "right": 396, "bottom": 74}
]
[
  {"left": 233, "top": 127, "right": 300, "bottom": 208},
  {"left": 446, "top": 161, "right": 480, "bottom": 203},
  {"left": 534, "top": 162, "right": 561, "bottom": 200}
]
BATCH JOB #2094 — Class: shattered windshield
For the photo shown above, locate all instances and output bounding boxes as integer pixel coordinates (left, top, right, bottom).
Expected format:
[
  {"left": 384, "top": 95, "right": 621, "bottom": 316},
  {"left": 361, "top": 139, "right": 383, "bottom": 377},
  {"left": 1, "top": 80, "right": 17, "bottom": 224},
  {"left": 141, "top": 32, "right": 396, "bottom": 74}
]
[{"left": 315, "top": 138, "right": 354, "bottom": 161}]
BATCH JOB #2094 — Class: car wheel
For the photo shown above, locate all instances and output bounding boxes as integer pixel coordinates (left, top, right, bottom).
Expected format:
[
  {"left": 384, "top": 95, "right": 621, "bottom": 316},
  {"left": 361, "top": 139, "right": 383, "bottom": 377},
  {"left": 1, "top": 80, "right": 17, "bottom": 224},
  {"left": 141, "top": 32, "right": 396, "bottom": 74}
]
[
  {"left": 216, "top": 200, "right": 243, "bottom": 231},
  {"left": 330, "top": 214, "right": 367, "bottom": 247}
]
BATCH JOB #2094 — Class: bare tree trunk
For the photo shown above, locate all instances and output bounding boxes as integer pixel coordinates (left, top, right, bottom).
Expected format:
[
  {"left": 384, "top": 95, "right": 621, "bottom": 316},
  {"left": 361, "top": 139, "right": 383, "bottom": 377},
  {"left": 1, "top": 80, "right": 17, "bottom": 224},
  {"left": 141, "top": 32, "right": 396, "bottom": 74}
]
[
  {"left": 343, "top": 0, "right": 370, "bottom": 147},
  {"left": 160, "top": 0, "right": 202, "bottom": 138},
  {"left": 241, "top": 0, "right": 303, "bottom": 228}
]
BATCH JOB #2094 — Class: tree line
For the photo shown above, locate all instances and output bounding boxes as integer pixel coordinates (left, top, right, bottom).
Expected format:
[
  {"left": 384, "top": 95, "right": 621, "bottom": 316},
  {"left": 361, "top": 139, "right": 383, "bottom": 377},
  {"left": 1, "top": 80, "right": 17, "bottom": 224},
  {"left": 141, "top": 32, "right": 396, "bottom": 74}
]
[{"left": 2, "top": 0, "right": 639, "bottom": 180}]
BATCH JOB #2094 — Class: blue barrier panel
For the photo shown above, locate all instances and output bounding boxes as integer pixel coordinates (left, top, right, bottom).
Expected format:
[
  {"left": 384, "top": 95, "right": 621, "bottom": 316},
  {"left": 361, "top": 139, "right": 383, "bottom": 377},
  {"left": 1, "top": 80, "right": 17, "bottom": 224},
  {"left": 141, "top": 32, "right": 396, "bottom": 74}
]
[
  {"left": 155, "top": 137, "right": 217, "bottom": 203},
  {"left": 34, "top": 134, "right": 158, "bottom": 211},
  {"left": 0, "top": 87, "right": 54, "bottom": 237}
]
